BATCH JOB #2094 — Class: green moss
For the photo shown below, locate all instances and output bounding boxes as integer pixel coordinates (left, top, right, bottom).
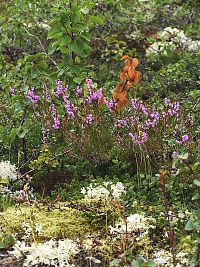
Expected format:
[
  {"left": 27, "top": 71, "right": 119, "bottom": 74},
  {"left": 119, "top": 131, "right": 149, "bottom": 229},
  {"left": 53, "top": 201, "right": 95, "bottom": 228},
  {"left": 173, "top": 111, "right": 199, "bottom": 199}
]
[{"left": 0, "top": 203, "right": 92, "bottom": 241}]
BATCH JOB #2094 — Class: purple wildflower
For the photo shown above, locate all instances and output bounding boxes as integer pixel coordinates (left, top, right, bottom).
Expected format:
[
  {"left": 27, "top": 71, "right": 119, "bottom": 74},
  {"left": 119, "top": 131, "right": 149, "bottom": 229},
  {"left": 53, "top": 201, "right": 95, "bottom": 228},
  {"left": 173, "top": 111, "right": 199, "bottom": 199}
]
[
  {"left": 27, "top": 88, "right": 40, "bottom": 103},
  {"left": 63, "top": 95, "right": 77, "bottom": 119},
  {"left": 10, "top": 87, "right": 16, "bottom": 96},
  {"left": 129, "top": 131, "right": 148, "bottom": 145},
  {"left": 176, "top": 134, "right": 189, "bottom": 145},
  {"left": 165, "top": 98, "right": 179, "bottom": 117},
  {"left": 85, "top": 114, "right": 93, "bottom": 125},
  {"left": 104, "top": 99, "right": 115, "bottom": 112},
  {"left": 131, "top": 99, "right": 149, "bottom": 115},
  {"left": 86, "top": 78, "right": 94, "bottom": 94},
  {"left": 129, "top": 133, "right": 134, "bottom": 139},
  {"left": 50, "top": 104, "right": 60, "bottom": 129},
  {"left": 76, "top": 86, "right": 82, "bottom": 95},
  {"left": 172, "top": 151, "right": 178, "bottom": 158},
  {"left": 43, "top": 90, "right": 51, "bottom": 101},
  {"left": 53, "top": 117, "right": 60, "bottom": 129},
  {"left": 182, "top": 134, "right": 189, "bottom": 142},
  {"left": 54, "top": 79, "right": 67, "bottom": 97},
  {"left": 115, "top": 119, "right": 128, "bottom": 128}
]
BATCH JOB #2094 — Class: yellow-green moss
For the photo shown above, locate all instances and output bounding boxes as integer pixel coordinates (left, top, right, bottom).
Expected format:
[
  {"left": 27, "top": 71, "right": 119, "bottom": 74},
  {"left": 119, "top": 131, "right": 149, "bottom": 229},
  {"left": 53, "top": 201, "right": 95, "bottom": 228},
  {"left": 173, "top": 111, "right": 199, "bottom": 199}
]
[{"left": 0, "top": 203, "right": 92, "bottom": 241}]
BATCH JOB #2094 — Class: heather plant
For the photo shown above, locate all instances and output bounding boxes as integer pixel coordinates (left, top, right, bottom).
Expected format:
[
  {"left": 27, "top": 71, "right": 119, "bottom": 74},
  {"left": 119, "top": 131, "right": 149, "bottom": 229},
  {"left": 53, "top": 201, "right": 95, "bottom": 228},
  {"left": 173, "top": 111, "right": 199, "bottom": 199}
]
[{"left": 2, "top": 55, "right": 196, "bottom": 185}]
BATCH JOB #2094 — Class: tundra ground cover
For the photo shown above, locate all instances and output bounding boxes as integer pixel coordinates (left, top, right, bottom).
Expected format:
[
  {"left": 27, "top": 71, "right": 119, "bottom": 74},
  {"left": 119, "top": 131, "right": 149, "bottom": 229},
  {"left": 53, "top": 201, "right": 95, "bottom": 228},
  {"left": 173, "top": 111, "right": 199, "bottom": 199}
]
[{"left": 0, "top": 0, "right": 200, "bottom": 266}]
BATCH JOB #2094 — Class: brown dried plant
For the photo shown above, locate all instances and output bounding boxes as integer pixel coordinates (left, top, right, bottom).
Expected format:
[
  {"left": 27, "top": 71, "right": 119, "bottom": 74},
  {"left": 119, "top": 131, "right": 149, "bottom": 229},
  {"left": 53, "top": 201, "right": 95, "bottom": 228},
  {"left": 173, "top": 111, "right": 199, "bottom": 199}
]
[{"left": 112, "top": 55, "right": 141, "bottom": 112}]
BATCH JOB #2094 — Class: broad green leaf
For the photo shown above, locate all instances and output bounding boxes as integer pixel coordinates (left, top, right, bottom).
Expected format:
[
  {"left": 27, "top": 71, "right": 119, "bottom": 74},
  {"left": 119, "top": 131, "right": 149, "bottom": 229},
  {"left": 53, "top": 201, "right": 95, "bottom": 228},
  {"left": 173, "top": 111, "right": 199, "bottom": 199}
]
[
  {"left": 80, "top": 7, "right": 89, "bottom": 14},
  {"left": 60, "top": 46, "right": 68, "bottom": 54},
  {"left": 0, "top": 178, "right": 9, "bottom": 184},
  {"left": 48, "top": 43, "right": 58, "bottom": 55},
  {"left": 59, "top": 35, "right": 70, "bottom": 46},
  {"left": 185, "top": 220, "right": 194, "bottom": 231},
  {"left": 38, "top": 60, "right": 48, "bottom": 69},
  {"left": 68, "top": 40, "right": 84, "bottom": 55},
  {"left": 48, "top": 27, "right": 62, "bottom": 39},
  {"left": 194, "top": 179, "right": 200, "bottom": 187},
  {"left": 89, "top": 15, "right": 103, "bottom": 25}
]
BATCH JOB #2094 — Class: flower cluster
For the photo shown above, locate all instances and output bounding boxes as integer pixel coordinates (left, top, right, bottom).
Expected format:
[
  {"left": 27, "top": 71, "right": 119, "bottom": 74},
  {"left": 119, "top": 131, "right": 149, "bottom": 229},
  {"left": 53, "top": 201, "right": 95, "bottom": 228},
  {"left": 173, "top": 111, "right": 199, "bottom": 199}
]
[
  {"left": 152, "top": 250, "right": 188, "bottom": 267},
  {"left": 63, "top": 95, "right": 77, "bottom": 119},
  {"left": 109, "top": 213, "right": 155, "bottom": 236},
  {"left": 27, "top": 88, "right": 40, "bottom": 103},
  {"left": 176, "top": 134, "right": 189, "bottom": 145},
  {"left": 76, "top": 86, "right": 82, "bottom": 95},
  {"left": 129, "top": 131, "right": 148, "bottom": 145},
  {"left": 0, "top": 161, "right": 18, "bottom": 182},
  {"left": 54, "top": 79, "right": 68, "bottom": 97},
  {"left": 146, "top": 27, "right": 200, "bottom": 56},
  {"left": 50, "top": 104, "right": 60, "bottom": 129},
  {"left": 115, "top": 119, "right": 128, "bottom": 128},
  {"left": 9, "top": 87, "right": 16, "bottom": 96},
  {"left": 164, "top": 98, "right": 179, "bottom": 117},
  {"left": 85, "top": 114, "right": 93, "bottom": 125},
  {"left": 9, "top": 239, "right": 79, "bottom": 267},
  {"left": 160, "top": 209, "right": 191, "bottom": 225},
  {"left": 85, "top": 82, "right": 104, "bottom": 105},
  {"left": 131, "top": 99, "right": 149, "bottom": 115},
  {"left": 81, "top": 181, "right": 126, "bottom": 202},
  {"left": 21, "top": 222, "right": 42, "bottom": 240},
  {"left": 18, "top": 79, "right": 191, "bottom": 152},
  {"left": 115, "top": 97, "right": 189, "bottom": 146}
]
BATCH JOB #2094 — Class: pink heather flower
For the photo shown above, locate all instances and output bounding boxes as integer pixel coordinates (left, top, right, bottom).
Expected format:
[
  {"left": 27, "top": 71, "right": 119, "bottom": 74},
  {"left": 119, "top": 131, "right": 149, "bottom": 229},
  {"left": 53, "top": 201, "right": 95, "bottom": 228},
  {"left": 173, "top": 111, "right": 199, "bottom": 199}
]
[
  {"left": 86, "top": 78, "right": 93, "bottom": 94},
  {"left": 129, "top": 132, "right": 148, "bottom": 145},
  {"left": 54, "top": 79, "right": 68, "bottom": 97},
  {"left": 176, "top": 134, "right": 189, "bottom": 145},
  {"left": 164, "top": 98, "right": 171, "bottom": 106},
  {"left": 165, "top": 98, "right": 179, "bottom": 117},
  {"left": 54, "top": 79, "right": 63, "bottom": 97},
  {"left": 182, "top": 134, "right": 189, "bottom": 142},
  {"left": 50, "top": 104, "right": 60, "bottom": 129},
  {"left": 9, "top": 87, "right": 16, "bottom": 96},
  {"left": 104, "top": 99, "right": 115, "bottom": 112},
  {"left": 131, "top": 99, "right": 149, "bottom": 115},
  {"left": 63, "top": 85, "right": 68, "bottom": 93},
  {"left": 53, "top": 117, "right": 60, "bottom": 129},
  {"left": 43, "top": 90, "right": 51, "bottom": 101},
  {"left": 27, "top": 88, "right": 40, "bottom": 103},
  {"left": 76, "top": 86, "right": 82, "bottom": 95},
  {"left": 63, "top": 96, "right": 77, "bottom": 119},
  {"left": 115, "top": 119, "right": 128, "bottom": 128},
  {"left": 161, "top": 111, "right": 167, "bottom": 118},
  {"left": 85, "top": 114, "right": 93, "bottom": 125},
  {"left": 172, "top": 151, "right": 178, "bottom": 158},
  {"left": 129, "top": 133, "right": 134, "bottom": 139}
]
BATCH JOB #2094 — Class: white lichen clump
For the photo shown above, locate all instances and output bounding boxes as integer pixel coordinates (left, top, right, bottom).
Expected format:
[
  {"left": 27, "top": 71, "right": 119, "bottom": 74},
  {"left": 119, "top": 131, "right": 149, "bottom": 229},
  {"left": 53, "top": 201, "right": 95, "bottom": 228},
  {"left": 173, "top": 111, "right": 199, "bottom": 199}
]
[
  {"left": 9, "top": 239, "right": 79, "bottom": 267},
  {"left": 146, "top": 27, "right": 200, "bottom": 56},
  {"left": 0, "top": 160, "right": 18, "bottom": 182},
  {"left": 81, "top": 181, "right": 126, "bottom": 201}
]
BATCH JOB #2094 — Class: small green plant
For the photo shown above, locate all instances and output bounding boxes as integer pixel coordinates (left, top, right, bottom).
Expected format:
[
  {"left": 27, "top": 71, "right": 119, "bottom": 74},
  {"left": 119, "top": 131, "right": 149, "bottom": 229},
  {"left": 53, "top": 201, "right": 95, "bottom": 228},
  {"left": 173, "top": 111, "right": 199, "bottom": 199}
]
[
  {"left": 0, "top": 193, "right": 13, "bottom": 212},
  {"left": 48, "top": 0, "right": 103, "bottom": 84}
]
